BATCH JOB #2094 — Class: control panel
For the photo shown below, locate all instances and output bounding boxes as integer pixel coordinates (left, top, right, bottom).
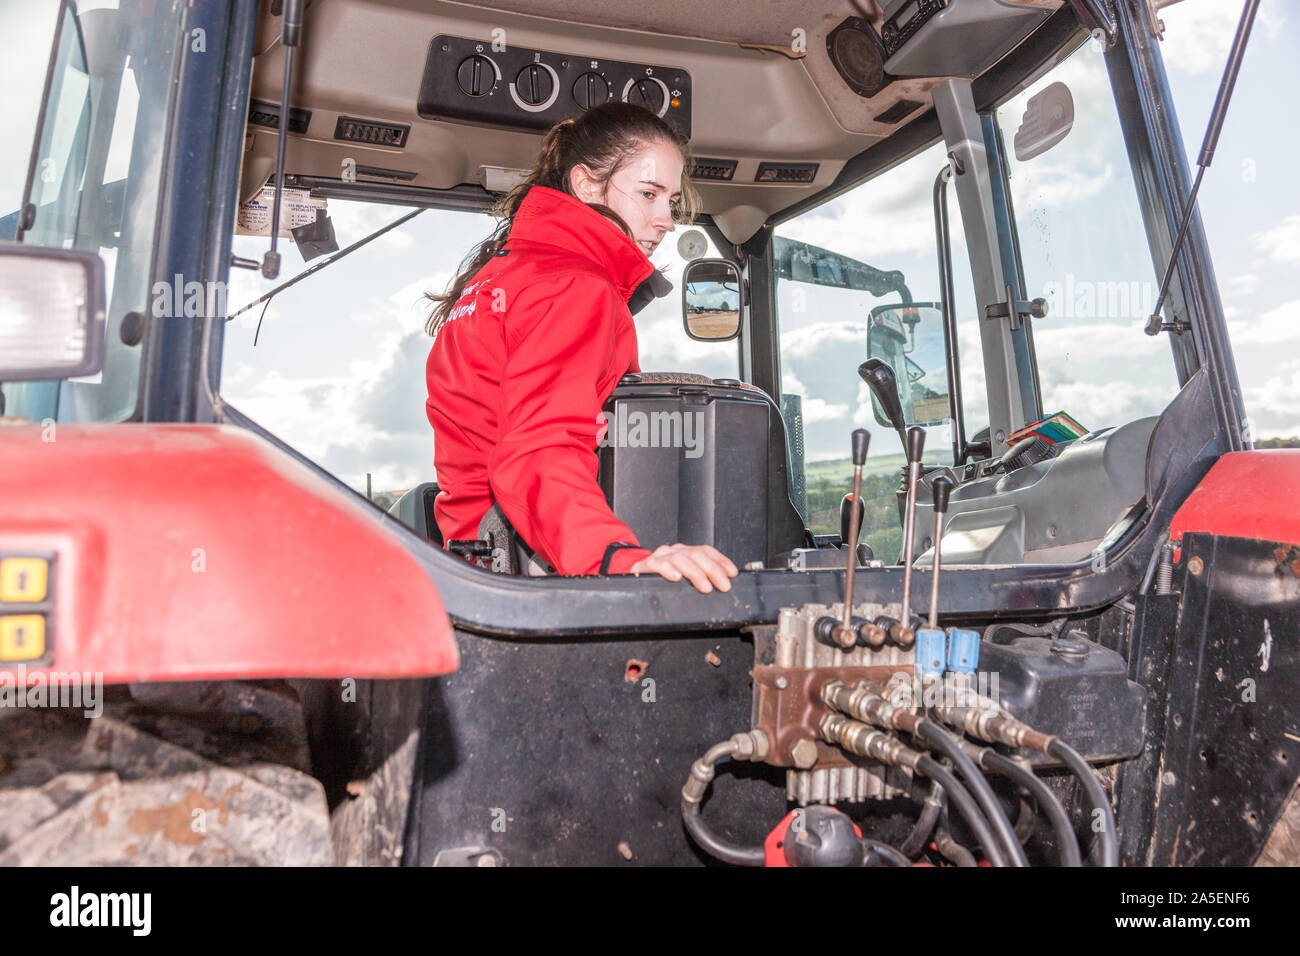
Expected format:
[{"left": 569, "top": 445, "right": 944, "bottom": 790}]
[
  {"left": 418, "top": 35, "right": 692, "bottom": 138},
  {"left": 0, "top": 553, "right": 55, "bottom": 666}
]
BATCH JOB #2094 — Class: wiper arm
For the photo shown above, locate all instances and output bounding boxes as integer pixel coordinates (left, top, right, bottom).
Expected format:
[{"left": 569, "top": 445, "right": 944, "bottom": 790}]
[{"left": 227, "top": 207, "right": 425, "bottom": 341}]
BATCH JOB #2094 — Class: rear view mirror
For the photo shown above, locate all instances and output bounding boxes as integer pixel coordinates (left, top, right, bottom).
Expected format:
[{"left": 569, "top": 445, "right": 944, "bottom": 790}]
[
  {"left": 1013, "top": 81, "right": 1074, "bottom": 161},
  {"left": 682, "top": 258, "right": 742, "bottom": 341},
  {"left": 0, "top": 242, "right": 106, "bottom": 381},
  {"left": 865, "top": 301, "right": 950, "bottom": 427}
]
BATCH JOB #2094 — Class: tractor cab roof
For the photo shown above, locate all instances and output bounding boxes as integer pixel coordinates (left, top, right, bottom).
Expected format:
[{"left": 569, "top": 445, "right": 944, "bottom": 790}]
[{"left": 242, "top": 0, "right": 1080, "bottom": 243}]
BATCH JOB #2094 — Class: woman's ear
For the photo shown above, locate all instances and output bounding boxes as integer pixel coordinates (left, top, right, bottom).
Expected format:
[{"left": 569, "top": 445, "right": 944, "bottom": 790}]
[{"left": 568, "top": 163, "right": 603, "bottom": 203}]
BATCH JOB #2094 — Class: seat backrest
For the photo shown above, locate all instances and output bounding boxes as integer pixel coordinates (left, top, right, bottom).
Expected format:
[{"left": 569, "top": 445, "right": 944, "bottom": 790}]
[{"left": 598, "top": 374, "right": 808, "bottom": 568}]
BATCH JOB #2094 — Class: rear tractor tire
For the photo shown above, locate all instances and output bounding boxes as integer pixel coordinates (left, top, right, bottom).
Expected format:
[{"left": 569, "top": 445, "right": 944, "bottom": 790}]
[{"left": 0, "top": 681, "right": 332, "bottom": 865}]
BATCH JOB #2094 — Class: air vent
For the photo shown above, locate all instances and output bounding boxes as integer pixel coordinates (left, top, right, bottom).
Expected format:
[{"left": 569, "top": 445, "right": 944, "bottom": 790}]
[
  {"left": 691, "top": 158, "right": 738, "bottom": 182},
  {"left": 248, "top": 99, "right": 311, "bottom": 135},
  {"left": 874, "top": 99, "right": 923, "bottom": 124},
  {"left": 334, "top": 116, "right": 410, "bottom": 148},
  {"left": 754, "top": 162, "right": 819, "bottom": 185},
  {"left": 355, "top": 165, "right": 418, "bottom": 181}
]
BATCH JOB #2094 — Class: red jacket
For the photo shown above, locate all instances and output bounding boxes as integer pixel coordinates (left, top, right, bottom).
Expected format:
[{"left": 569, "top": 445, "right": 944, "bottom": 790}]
[{"left": 425, "top": 186, "right": 655, "bottom": 575}]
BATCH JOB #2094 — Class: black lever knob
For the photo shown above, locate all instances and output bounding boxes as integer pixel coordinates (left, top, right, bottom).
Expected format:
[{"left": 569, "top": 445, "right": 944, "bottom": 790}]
[
  {"left": 851, "top": 428, "right": 870, "bottom": 466},
  {"left": 905, "top": 425, "right": 926, "bottom": 465},
  {"left": 931, "top": 475, "right": 953, "bottom": 516},
  {"left": 858, "top": 359, "right": 906, "bottom": 435}
]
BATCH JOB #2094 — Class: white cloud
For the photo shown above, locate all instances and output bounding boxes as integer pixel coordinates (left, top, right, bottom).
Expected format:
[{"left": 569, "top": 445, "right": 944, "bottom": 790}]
[
  {"left": 1010, "top": 162, "right": 1113, "bottom": 211},
  {"left": 1040, "top": 379, "right": 1172, "bottom": 426},
  {"left": 1253, "top": 213, "right": 1300, "bottom": 265},
  {"left": 1242, "top": 359, "right": 1300, "bottom": 439},
  {"left": 1160, "top": 1, "right": 1285, "bottom": 77},
  {"left": 1033, "top": 322, "right": 1168, "bottom": 365},
  {"left": 1227, "top": 297, "right": 1300, "bottom": 345},
  {"left": 1227, "top": 273, "right": 1261, "bottom": 297},
  {"left": 779, "top": 141, "right": 971, "bottom": 262}
]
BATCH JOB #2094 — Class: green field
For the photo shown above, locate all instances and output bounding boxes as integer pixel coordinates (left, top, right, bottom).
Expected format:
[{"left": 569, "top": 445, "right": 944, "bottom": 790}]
[{"left": 802, "top": 455, "right": 905, "bottom": 562}]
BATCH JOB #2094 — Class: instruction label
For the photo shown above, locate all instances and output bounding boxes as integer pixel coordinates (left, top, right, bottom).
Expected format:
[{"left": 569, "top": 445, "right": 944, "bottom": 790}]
[{"left": 236, "top": 185, "right": 326, "bottom": 237}]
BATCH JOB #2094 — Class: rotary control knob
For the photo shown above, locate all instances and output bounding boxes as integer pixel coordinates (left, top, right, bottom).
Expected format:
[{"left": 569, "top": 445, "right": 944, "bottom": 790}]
[
  {"left": 572, "top": 71, "right": 610, "bottom": 110},
  {"left": 624, "top": 77, "right": 666, "bottom": 114},
  {"left": 515, "top": 64, "right": 554, "bottom": 106},
  {"left": 456, "top": 54, "right": 497, "bottom": 97}
]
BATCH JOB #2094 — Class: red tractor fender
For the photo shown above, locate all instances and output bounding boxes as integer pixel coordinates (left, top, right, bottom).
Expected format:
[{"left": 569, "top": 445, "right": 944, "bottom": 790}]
[
  {"left": 1170, "top": 449, "right": 1300, "bottom": 549},
  {"left": 0, "top": 423, "right": 457, "bottom": 683}
]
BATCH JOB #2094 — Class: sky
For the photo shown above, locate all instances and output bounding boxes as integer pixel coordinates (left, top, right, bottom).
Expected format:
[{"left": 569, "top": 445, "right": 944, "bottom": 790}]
[{"left": 2, "top": 0, "right": 1296, "bottom": 495}]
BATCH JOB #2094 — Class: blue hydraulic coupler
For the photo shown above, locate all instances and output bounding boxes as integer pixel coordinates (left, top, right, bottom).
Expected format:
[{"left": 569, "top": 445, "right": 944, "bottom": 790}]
[
  {"left": 916, "top": 627, "right": 947, "bottom": 676},
  {"left": 946, "top": 627, "right": 981, "bottom": 674}
]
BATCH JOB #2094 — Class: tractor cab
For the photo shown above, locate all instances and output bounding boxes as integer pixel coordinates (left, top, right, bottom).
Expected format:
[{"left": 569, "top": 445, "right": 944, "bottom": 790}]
[
  {"left": 4, "top": 1, "right": 1290, "bottom": 870},
  {"left": 2, "top": 0, "right": 1237, "bottom": 583}
]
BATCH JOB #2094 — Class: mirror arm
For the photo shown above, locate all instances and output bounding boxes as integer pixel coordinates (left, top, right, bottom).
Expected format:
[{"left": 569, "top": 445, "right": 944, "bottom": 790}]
[{"left": 933, "top": 163, "right": 968, "bottom": 467}]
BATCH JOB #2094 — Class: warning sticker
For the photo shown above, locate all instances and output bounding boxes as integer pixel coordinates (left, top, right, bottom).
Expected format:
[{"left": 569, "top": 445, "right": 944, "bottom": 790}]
[{"left": 236, "top": 186, "right": 326, "bottom": 237}]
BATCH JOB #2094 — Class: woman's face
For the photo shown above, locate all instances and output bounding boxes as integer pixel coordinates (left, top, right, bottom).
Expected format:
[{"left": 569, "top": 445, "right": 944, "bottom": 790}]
[{"left": 572, "top": 140, "right": 683, "bottom": 258}]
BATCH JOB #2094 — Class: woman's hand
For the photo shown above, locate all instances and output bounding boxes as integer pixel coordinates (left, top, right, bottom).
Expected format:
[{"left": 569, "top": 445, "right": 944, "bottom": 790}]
[{"left": 629, "top": 543, "right": 738, "bottom": 593}]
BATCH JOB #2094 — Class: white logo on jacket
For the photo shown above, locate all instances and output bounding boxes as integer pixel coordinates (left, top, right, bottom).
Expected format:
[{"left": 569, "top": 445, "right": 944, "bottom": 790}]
[{"left": 445, "top": 279, "right": 489, "bottom": 326}]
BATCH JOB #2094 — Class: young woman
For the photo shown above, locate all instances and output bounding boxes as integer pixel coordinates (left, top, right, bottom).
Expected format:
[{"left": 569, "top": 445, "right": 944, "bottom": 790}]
[{"left": 425, "top": 103, "right": 737, "bottom": 593}]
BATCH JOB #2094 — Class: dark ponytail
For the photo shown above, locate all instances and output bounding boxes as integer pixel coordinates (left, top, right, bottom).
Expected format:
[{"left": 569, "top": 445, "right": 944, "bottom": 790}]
[{"left": 425, "top": 102, "right": 700, "bottom": 337}]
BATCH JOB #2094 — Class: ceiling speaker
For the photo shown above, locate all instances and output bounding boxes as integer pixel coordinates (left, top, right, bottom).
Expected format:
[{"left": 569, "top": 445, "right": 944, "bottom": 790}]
[{"left": 826, "top": 17, "right": 892, "bottom": 99}]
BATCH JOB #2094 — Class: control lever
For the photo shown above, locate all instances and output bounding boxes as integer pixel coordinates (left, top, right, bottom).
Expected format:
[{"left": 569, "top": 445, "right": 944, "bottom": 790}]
[
  {"left": 927, "top": 477, "right": 952, "bottom": 629},
  {"left": 891, "top": 426, "right": 926, "bottom": 647},
  {"left": 858, "top": 359, "right": 907, "bottom": 448},
  {"left": 839, "top": 429, "right": 871, "bottom": 639},
  {"left": 813, "top": 429, "right": 870, "bottom": 650},
  {"left": 916, "top": 477, "right": 953, "bottom": 676}
]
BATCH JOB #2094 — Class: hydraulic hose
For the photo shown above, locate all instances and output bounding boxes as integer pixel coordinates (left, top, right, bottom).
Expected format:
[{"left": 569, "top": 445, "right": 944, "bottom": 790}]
[
  {"left": 818, "top": 679, "right": 1025, "bottom": 865},
  {"left": 899, "top": 779, "right": 944, "bottom": 858},
  {"left": 862, "top": 838, "right": 912, "bottom": 867},
  {"left": 1048, "top": 739, "right": 1119, "bottom": 867},
  {"left": 934, "top": 814, "right": 977, "bottom": 867},
  {"left": 982, "top": 750, "right": 1083, "bottom": 867},
  {"left": 680, "top": 797, "right": 764, "bottom": 867},
  {"left": 917, "top": 720, "right": 1029, "bottom": 867},
  {"left": 915, "top": 754, "right": 1008, "bottom": 867},
  {"left": 1013, "top": 793, "right": 1036, "bottom": 844},
  {"left": 680, "top": 735, "right": 767, "bottom": 867}
]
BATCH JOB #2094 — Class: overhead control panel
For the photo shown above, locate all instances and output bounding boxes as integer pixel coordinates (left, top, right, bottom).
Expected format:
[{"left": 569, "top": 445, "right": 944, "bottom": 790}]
[{"left": 418, "top": 36, "right": 692, "bottom": 139}]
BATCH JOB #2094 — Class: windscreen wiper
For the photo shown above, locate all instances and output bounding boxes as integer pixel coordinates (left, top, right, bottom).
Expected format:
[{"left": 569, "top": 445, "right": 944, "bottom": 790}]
[{"left": 227, "top": 207, "right": 425, "bottom": 344}]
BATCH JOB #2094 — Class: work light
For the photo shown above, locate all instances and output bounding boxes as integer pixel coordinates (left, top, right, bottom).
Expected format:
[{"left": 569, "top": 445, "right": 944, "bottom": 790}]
[{"left": 0, "top": 243, "right": 105, "bottom": 381}]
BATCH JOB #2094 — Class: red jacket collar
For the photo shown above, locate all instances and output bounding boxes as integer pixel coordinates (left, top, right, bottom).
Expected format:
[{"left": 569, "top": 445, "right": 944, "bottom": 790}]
[{"left": 509, "top": 186, "right": 654, "bottom": 300}]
